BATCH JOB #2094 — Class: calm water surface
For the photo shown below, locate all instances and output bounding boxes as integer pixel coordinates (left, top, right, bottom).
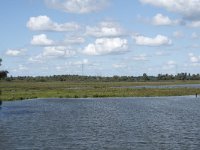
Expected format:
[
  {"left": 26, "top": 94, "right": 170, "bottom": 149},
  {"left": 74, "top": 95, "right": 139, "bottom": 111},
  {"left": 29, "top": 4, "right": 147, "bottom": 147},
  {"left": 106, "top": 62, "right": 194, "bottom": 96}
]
[
  {"left": 1, "top": 97, "right": 200, "bottom": 150},
  {"left": 114, "top": 84, "right": 200, "bottom": 89}
]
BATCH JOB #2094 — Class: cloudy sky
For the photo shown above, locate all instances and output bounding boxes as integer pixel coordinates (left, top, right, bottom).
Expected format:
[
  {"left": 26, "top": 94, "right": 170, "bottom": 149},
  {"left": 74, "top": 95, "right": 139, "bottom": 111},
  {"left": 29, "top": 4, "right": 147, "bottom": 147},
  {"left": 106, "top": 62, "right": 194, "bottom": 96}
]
[{"left": 1, "top": 0, "right": 200, "bottom": 76}]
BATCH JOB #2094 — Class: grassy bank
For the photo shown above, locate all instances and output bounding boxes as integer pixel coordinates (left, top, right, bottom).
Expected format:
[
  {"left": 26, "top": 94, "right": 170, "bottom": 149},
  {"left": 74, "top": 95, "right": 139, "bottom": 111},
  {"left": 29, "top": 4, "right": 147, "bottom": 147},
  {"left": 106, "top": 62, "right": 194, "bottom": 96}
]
[{"left": 1, "top": 80, "right": 200, "bottom": 101}]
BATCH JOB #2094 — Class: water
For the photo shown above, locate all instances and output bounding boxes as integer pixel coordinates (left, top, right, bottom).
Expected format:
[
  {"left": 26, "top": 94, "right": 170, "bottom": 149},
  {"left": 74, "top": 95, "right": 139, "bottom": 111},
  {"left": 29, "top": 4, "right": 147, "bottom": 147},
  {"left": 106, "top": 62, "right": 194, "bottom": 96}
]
[
  {"left": 113, "top": 84, "right": 200, "bottom": 89},
  {"left": 1, "top": 97, "right": 200, "bottom": 150}
]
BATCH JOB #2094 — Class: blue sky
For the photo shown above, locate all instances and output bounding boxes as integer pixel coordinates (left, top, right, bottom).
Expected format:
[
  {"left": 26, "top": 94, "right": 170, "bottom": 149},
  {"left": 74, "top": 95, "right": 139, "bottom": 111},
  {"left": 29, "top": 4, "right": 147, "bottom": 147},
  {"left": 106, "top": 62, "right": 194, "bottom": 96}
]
[{"left": 1, "top": 0, "right": 200, "bottom": 76}]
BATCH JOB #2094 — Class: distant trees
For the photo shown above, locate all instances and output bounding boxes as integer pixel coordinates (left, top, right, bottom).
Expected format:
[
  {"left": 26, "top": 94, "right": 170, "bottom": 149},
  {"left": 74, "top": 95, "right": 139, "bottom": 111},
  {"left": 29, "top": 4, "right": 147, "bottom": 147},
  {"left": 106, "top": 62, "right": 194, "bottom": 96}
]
[
  {"left": 1, "top": 71, "right": 200, "bottom": 82},
  {"left": 0, "top": 59, "right": 8, "bottom": 79},
  {"left": 142, "top": 73, "right": 150, "bottom": 81}
]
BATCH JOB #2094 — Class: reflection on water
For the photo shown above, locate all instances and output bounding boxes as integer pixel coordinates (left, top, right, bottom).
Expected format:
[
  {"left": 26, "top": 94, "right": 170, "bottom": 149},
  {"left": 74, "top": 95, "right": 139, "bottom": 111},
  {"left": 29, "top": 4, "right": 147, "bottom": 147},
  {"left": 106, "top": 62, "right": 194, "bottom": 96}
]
[{"left": 1, "top": 97, "right": 200, "bottom": 149}]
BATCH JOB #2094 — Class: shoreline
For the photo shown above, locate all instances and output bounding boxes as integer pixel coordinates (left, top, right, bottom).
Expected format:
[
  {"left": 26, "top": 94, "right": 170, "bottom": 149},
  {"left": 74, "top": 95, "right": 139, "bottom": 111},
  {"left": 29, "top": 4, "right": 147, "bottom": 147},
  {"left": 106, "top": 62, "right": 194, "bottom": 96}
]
[
  {"left": 2, "top": 94, "right": 199, "bottom": 102},
  {"left": 1, "top": 95, "right": 198, "bottom": 103}
]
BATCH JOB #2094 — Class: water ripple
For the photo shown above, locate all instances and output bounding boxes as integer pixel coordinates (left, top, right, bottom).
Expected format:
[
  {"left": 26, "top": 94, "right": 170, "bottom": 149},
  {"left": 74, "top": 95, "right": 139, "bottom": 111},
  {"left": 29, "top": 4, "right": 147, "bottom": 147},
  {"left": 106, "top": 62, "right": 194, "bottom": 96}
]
[{"left": 1, "top": 97, "right": 200, "bottom": 149}]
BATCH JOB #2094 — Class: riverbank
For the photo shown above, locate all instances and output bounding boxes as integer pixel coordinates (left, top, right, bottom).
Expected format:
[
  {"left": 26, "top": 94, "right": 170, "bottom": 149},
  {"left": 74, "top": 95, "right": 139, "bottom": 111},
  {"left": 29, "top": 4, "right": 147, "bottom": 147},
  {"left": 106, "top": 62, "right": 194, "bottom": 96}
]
[{"left": 1, "top": 80, "right": 200, "bottom": 101}]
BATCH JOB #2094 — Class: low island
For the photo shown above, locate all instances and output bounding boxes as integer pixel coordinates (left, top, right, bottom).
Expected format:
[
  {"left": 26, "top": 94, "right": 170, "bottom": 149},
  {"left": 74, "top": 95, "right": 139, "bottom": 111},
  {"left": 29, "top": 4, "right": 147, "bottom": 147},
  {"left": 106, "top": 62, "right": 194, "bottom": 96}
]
[{"left": 1, "top": 74, "right": 200, "bottom": 101}]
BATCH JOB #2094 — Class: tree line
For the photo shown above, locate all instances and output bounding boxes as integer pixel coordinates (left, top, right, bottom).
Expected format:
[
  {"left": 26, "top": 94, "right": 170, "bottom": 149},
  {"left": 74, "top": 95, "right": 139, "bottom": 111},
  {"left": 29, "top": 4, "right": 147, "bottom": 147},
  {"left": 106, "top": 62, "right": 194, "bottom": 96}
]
[
  {"left": 2, "top": 73, "right": 200, "bottom": 82},
  {"left": 0, "top": 58, "right": 199, "bottom": 82}
]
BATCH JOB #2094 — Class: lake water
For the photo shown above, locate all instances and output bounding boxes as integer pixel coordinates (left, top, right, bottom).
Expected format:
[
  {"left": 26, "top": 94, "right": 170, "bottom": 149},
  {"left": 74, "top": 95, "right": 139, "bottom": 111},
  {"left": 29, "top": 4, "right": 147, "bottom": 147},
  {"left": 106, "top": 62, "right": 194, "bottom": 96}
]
[
  {"left": 113, "top": 84, "right": 200, "bottom": 89},
  {"left": 1, "top": 97, "right": 200, "bottom": 150}
]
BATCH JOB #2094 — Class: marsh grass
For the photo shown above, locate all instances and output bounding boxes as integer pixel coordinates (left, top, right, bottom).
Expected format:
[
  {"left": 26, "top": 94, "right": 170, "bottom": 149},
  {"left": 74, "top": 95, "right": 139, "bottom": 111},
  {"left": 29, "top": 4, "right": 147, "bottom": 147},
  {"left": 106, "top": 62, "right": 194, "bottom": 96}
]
[{"left": 1, "top": 80, "right": 200, "bottom": 101}]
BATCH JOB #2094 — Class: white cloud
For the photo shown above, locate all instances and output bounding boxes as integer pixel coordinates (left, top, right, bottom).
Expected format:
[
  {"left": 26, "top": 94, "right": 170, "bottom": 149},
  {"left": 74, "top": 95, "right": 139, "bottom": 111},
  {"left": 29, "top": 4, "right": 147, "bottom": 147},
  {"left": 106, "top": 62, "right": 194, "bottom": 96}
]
[
  {"left": 167, "top": 60, "right": 176, "bottom": 66},
  {"left": 64, "top": 36, "right": 85, "bottom": 44},
  {"left": 189, "top": 21, "right": 200, "bottom": 27},
  {"left": 112, "top": 63, "right": 127, "bottom": 69},
  {"left": 43, "top": 46, "right": 76, "bottom": 57},
  {"left": 27, "top": 15, "right": 79, "bottom": 31},
  {"left": 162, "top": 60, "right": 176, "bottom": 70},
  {"left": 140, "top": 0, "right": 200, "bottom": 21},
  {"left": 45, "top": 0, "right": 109, "bottom": 14},
  {"left": 189, "top": 53, "right": 200, "bottom": 63},
  {"left": 56, "top": 66, "right": 63, "bottom": 71},
  {"left": 18, "top": 64, "right": 28, "bottom": 71},
  {"left": 83, "top": 38, "right": 128, "bottom": 55},
  {"left": 152, "top": 13, "right": 179, "bottom": 26},
  {"left": 29, "top": 46, "right": 76, "bottom": 63},
  {"left": 29, "top": 54, "right": 44, "bottom": 63},
  {"left": 55, "top": 59, "right": 91, "bottom": 72},
  {"left": 73, "top": 59, "right": 89, "bottom": 65},
  {"left": 134, "top": 34, "right": 172, "bottom": 46},
  {"left": 6, "top": 49, "right": 26, "bottom": 56},
  {"left": 132, "top": 54, "right": 148, "bottom": 61},
  {"left": 31, "top": 34, "right": 85, "bottom": 46},
  {"left": 12, "top": 65, "right": 28, "bottom": 73},
  {"left": 56, "top": 59, "right": 93, "bottom": 73},
  {"left": 43, "top": 46, "right": 66, "bottom": 57},
  {"left": 155, "top": 51, "right": 169, "bottom": 56},
  {"left": 86, "top": 21, "right": 124, "bottom": 37},
  {"left": 31, "top": 34, "right": 54, "bottom": 46}
]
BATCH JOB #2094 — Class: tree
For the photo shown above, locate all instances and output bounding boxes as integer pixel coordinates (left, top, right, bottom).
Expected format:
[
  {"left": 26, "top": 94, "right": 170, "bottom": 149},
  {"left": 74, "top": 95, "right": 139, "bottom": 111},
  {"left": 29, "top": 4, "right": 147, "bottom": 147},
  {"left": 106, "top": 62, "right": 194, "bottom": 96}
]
[
  {"left": 142, "top": 73, "right": 150, "bottom": 81},
  {"left": 0, "top": 59, "right": 8, "bottom": 102},
  {"left": 0, "top": 59, "right": 8, "bottom": 79}
]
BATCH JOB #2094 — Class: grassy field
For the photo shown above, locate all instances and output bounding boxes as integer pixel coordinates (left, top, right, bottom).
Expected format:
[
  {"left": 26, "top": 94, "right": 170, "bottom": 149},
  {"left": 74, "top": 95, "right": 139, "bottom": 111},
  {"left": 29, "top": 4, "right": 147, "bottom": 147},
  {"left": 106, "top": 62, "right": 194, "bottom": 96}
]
[{"left": 1, "top": 80, "right": 200, "bottom": 101}]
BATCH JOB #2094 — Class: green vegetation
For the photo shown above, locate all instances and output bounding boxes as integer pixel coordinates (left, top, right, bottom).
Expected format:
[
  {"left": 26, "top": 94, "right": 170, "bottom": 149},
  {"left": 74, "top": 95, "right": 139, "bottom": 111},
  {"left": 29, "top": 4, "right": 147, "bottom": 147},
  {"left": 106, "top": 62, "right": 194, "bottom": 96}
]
[
  {"left": 0, "top": 59, "right": 8, "bottom": 79},
  {"left": 1, "top": 80, "right": 200, "bottom": 101},
  {"left": 0, "top": 59, "right": 8, "bottom": 102},
  {"left": 1, "top": 61, "right": 200, "bottom": 101},
  {"left": 4, "top": 73, "right": 200, "bottom": 82}
]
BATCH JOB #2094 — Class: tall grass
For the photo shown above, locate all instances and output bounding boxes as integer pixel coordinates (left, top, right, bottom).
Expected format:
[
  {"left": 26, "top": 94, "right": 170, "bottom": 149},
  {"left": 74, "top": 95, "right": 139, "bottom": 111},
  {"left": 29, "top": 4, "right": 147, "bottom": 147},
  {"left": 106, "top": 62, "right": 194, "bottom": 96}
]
[{"left": 0, "top": 80, "right": 200, "bottom": 101}]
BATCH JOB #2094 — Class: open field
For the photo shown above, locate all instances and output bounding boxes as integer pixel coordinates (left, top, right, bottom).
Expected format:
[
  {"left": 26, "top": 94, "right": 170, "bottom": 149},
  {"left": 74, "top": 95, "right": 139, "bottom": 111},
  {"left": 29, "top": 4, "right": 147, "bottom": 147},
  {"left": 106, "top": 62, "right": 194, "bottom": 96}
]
[{"left": 1, "top": 80, "right": 200, "bottom": 101}]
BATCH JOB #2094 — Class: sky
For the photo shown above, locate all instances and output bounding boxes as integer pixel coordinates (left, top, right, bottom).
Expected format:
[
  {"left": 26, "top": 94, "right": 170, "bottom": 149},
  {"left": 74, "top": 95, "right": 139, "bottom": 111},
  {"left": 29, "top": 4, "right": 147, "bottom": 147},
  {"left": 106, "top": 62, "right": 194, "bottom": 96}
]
[{"left": 1, "top": 0, "right": 200, "bottom": 77}]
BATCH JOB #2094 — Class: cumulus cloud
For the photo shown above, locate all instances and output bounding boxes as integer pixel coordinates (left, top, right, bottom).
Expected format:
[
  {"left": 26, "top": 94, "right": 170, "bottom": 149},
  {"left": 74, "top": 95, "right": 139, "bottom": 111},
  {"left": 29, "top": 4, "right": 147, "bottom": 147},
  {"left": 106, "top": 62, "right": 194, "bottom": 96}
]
[
  {"left": 133, "top": 34, "right": 172, "bottom": 46},
  {"left": 45, "top": 0, "right": 109, "bottom": 14},
  {"left": 140, "top": 0, "right": 200, "bottom": 21},
  {"left": 6, "top": 48, "right": 26, "bottom": 56},
  {"left": 31, "top": 34, "right": 54, "bottom": 46},
  {"left": 86, "top": 21, "right": 124, "bottom": 37},
  {"left": 83, "top": 38, "right": 128, "bottom": 55},
  {"left": 29, "top": 46, "right": 76, "bottom": 63},
  {"left": 189, "top": 53, "right": 200, "bottom": 63},
  {"left": 152, "top": 13, "right": 179, "bottom": 26},
  {"left": 31, "top": 34, "right": 85, "bottom": 46},
  {"left": 27, "top": 15, "right": 79, "bottom": 31},
  {"left": 43, "top": 46, "right": 76, "bottom": 57}
]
